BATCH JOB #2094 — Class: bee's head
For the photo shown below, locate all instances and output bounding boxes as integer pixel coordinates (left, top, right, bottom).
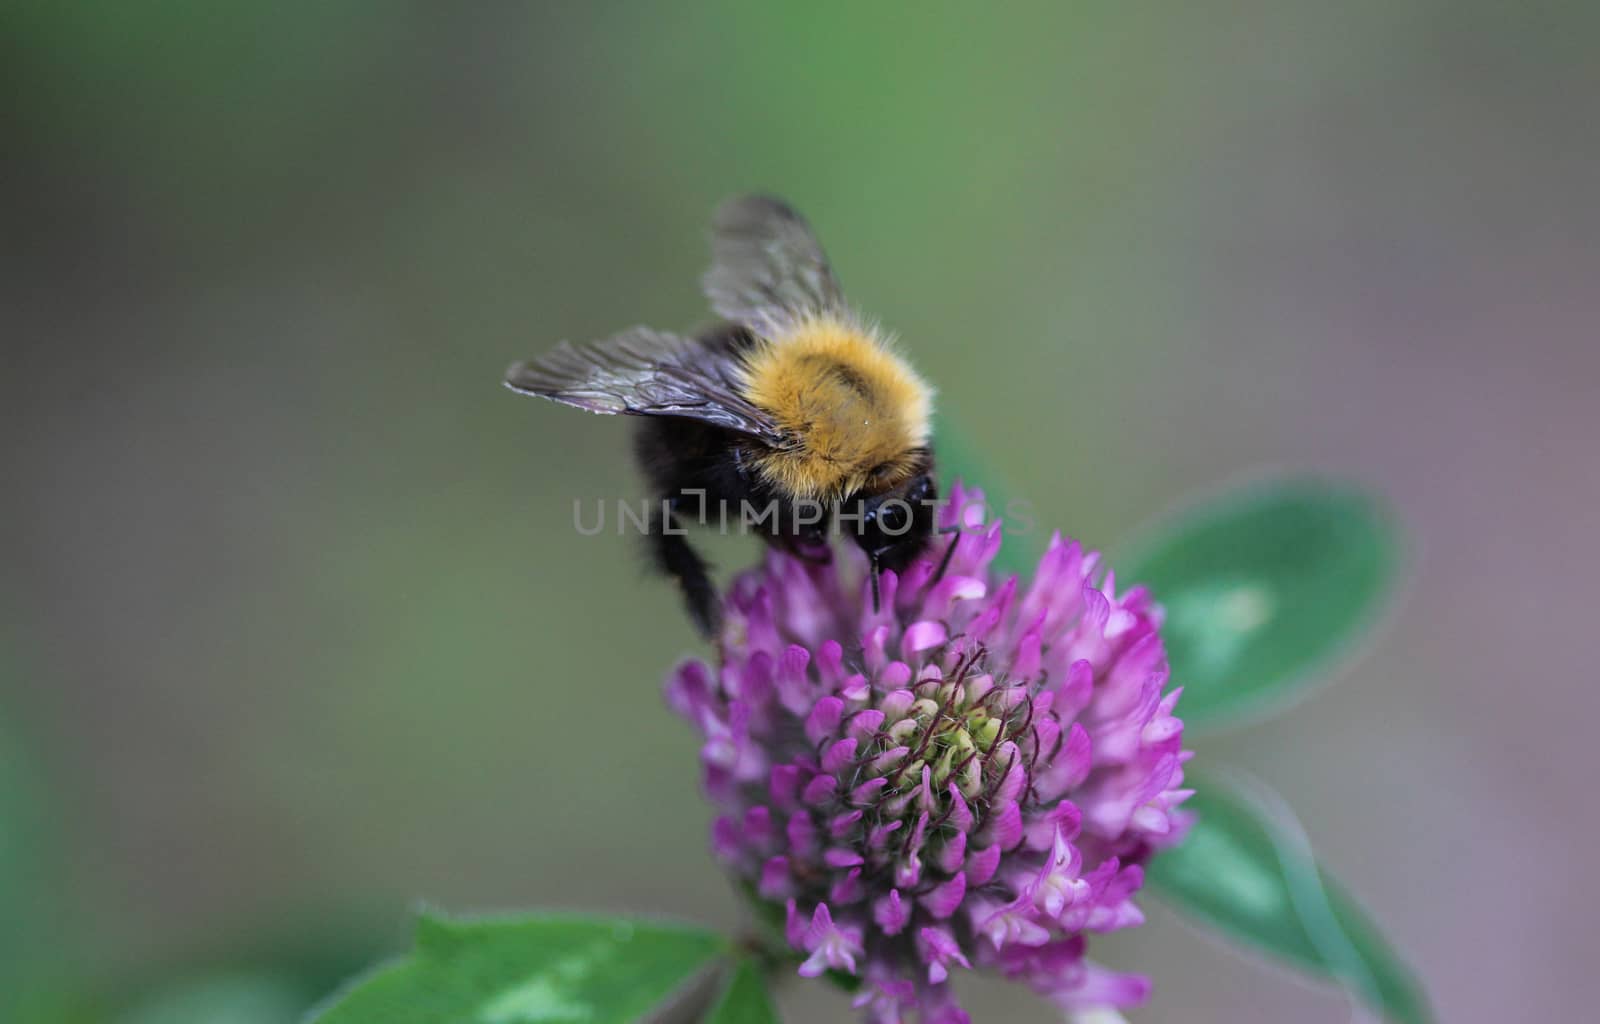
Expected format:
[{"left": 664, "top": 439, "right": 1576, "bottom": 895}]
[{"left": 848, "top": 472, "right": 938, "bottom": 575}]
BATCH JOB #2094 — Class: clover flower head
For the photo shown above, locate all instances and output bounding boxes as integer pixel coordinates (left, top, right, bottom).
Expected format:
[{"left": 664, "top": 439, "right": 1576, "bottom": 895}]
[{"left": 668, "top": 484, "right": 1193, "bottom": 1022}]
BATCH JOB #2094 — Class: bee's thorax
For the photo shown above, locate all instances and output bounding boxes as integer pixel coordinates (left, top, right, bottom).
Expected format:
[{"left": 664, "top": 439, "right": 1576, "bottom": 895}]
[{"left": 738, "top": 312, "right": 934, "bottom": 500}]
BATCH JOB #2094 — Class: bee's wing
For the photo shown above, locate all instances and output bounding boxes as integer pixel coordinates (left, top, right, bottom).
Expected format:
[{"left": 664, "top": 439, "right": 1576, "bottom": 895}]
[
  {"left": 702, "top": 195, "right": 843, "bottom": 333},
  {"left": 504, "top": 326, "right": 783, "bottom": 442}
]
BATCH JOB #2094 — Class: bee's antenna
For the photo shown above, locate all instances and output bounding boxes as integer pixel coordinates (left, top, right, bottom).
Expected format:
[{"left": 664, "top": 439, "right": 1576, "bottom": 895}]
[{"left": 869, "top": 556, "right": 882, "bottom": 614}]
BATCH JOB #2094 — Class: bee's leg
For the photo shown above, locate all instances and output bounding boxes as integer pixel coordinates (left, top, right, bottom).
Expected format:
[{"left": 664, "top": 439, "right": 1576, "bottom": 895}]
[
  {"left": 645, "top": 502, "right": 719, "bottom": 638},
  {"left": 930, "top": 525, "right": 963, "bottom": 584}
]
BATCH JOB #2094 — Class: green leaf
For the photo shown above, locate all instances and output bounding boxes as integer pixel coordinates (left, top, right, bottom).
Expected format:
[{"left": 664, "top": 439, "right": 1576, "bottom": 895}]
[
  {"left": 1120, "top": 478, "right": 1399, "bottom": 730},
  {"left": 1147, "top": 775, "right": 1431, "bottom": 1024},
  {"left": 311, "top": 912, "right": 729, "bottom": 1024},
  {"left": 704, "top": 959, "right": 776, "bottom": 1024}
]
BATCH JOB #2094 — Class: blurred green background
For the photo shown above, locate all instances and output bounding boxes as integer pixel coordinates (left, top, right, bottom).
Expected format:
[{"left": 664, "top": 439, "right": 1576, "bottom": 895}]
[{"left": 4, "top": 2, "right": 1595, "bottom": 1021}]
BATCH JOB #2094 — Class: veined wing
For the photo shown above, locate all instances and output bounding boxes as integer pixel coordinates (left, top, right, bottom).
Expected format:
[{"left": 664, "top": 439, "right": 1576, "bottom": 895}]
[
  {"left": 504, "top": 325, "right": 782, "bottom": 442},
  {"left": 701, "top": 194, "right": 843, "bottom": 334}
]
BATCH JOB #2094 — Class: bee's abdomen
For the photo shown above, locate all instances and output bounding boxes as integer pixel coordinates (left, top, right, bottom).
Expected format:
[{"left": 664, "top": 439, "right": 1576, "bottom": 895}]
[{"left": 632, "top": 415, "right": 748, "bottom": 498}]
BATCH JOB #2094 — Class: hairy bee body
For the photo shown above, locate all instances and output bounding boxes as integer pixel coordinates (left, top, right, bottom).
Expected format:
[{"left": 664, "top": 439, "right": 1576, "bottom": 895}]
[
  {"left": 507, "top": 196, "right": 939, "bottom": 636},
  {"left": 739, "top": 312, "right": 932, "bottom": 501}
]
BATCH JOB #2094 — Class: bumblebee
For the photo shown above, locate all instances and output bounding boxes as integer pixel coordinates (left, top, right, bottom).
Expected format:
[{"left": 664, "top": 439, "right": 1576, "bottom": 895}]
[{"left": 506, "top": 195, "right": 938, "bottom": 636}]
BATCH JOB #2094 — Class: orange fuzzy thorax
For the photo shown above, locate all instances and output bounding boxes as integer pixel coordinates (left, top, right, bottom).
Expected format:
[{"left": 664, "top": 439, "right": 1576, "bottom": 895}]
[{"left": 738, "top": 313, "right": 933, "bottom": 500}]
